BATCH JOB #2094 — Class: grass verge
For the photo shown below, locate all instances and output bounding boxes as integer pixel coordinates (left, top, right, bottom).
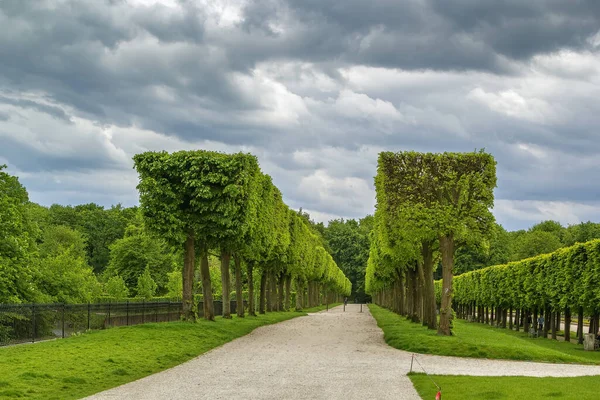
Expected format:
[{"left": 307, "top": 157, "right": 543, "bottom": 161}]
[
  {"left": 409, "top": 373, "right": 600, "bottom": 399},
  {"left": 0, "top": 311, "right": 303, "bottom": 400},
  {"left": 369, "top": 304, "right": 600, "bottom": 364}
]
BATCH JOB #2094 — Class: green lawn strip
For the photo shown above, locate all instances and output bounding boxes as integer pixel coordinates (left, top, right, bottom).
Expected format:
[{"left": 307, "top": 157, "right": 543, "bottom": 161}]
[
  {"left": 409, "top": 373, "right": 600, "bottom": 400},
  {"left": 369, "top": 305, "right": 600, "bottom": 365},
  {"left": 0, "top": 312, "right": 303, "bottom": 400}
]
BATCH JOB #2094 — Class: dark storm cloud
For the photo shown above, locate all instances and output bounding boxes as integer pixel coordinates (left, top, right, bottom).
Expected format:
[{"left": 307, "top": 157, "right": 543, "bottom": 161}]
[{"left": 1, "top": 0, "right": 600, "bottom": 228}]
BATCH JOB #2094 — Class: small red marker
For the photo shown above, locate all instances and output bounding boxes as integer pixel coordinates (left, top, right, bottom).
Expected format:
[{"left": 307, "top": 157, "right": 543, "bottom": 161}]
[{"left": 435, "top": 391, "right": 442, "bottom": 400}]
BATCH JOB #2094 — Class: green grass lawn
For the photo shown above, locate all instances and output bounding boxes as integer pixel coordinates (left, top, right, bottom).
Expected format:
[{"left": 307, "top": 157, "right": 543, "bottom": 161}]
[
  {"left": 0, "top": 311, "right": 308, "bottom": 400},
  {"left": 369, "top": 305, "right": 600, "bottom": 364},
  {"left": 410, "top": 374, "right": 600, "bottom": 399}
]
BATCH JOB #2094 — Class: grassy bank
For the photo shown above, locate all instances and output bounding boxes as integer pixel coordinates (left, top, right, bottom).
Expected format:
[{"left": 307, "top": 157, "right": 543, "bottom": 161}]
[
  {"left": 369, "top": 305, "right": 600, "bottom": 364},
  {"left": 0, "top": 312, "right": 303, "bottom": 400},
  {"left": 410, "top": 374, "right": 600, "bottom": 399}
]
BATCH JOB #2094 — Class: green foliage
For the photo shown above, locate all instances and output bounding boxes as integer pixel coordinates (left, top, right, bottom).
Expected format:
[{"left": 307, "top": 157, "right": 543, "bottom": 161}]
[
  {"left": 324, "top": 217, "right": 372, "bottom": 300},
  {"left": 449, "top": 239, "right": 600, "bottom": 313},
  {"left": 47, "top": 203, "right": 137, "bottom": 274},
  {"left": 36, "top": 225, "right": 101, "bottom": 304},
  {"left": 136, "top": 267, "right": 157, "bottom": 299},
  {"left": 0, "top": 165, "right": 38, "bottom": 303},
  {"left": 104, "top": 224, "right": 177, "bottom": 295},
  {"left": 166, "top": 270, "right": 182, "bottom": 299},
  {"left": 104, "top": 276, "right": 129, "bottom": 300}
]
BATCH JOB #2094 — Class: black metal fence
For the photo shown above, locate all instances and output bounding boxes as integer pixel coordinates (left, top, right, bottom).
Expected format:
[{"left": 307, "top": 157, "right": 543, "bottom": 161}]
[{"left": 0, "top": 300, "right": 243, "bottom": 346}]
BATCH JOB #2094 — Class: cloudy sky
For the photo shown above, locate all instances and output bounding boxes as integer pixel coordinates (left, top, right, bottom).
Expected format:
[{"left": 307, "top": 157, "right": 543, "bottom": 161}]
[{"left": 2, "top": 0, "right": 600, "bottom": 230}]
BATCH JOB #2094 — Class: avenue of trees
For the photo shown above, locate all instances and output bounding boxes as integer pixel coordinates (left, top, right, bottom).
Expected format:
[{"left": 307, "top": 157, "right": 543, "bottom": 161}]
[
  {"left": 1, "top": 158, "right": 352, "bottom": 319},
  {"left": 366, "top": 151, "right": 497, "bottom": 335},
  {"left": 134, "top": 150, "right": 351, "bottom": 321},
  {"left": 447, "top": 239, "right": 600, "bottom": 343}
]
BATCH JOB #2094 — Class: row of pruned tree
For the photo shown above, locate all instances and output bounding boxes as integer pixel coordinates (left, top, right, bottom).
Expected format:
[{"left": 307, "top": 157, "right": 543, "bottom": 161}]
[
  {"left": 134, "top": 150, "right": 351, "bottom": 321},
  {"left": 443, "top": 239, "right": 600, "bottom": 342},
  {"left": 365, "top": 151, "right": 497, "bottom": 335}
]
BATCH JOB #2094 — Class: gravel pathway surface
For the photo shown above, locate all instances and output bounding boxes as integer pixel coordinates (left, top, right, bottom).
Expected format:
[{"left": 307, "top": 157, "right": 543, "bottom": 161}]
[{"left": 85, "top": 304, "right": 600, "bottom": 400}]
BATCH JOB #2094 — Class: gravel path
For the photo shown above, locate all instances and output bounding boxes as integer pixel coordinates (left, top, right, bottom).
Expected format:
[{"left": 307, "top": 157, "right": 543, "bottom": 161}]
[{"left": 85, "top": 304, "right": 600, "bottom": 400}]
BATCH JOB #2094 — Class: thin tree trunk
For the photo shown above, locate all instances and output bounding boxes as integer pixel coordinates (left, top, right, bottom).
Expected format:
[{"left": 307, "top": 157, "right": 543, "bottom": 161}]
[
  {"left": 509, "top": 307, "right": 513, "bottom": 330},
  {"left": 247, "top": 263, "right": 256, "bottom": 316},
  {"left": 270, "top": 273, "right": 277, "bottom": 311},
  {"left": 259, "top": 270, "right": 267, "bottom": 314},
  {"left": 199, "top": 249, "right": 214, "bottom": 321},
  {"left": 438, "top": 235, "right": 454, "bottom": 336},
  {"left": 544, "top": 307, "right": 551, "bottom": 338},
  {"left": 220, "top": 250, "right": 232, "bottom": 319},
  {"left": 421, "top": 242, "right": 437, "bottom": 330},
  {"left": 277, "top": 275, "right": 284, "bottom": 311},
  {"left": 295, "top": 279, "right": 303, "bottom": 311},
  {"left": 182, "top": 232, "right": 195, "bottom": 321},
  {"left": 551, "top": 311, "right": 557, "bottom": 339},
  {"left": 485, "top": 307, "right": 489, "bottom": 324},
  {"left": 564, "top": 307, "right": 571, "bottom": 342},
  {"left": 416, "top": 260, "right": 424, "bottom": 325},
  {"left": 515, "top": 309, "right": 520, "bottom": 332},
  {"left": 284, "top": 275, "right": 292, "bottom": 311},
  {"left": 234, "top": 255, "right": 244, "bottom": 318}
]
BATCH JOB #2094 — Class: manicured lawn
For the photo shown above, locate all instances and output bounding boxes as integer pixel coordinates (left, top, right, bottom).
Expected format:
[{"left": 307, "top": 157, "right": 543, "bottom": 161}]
[
  {"left": 409, "top": 374, "right": 600, "bottom": 399},
  {"left": 369, "top": 305, "right": 600, "bottom": 364},
  {"left": 0, "top": 311, "right": 306, "bottom": 399}
]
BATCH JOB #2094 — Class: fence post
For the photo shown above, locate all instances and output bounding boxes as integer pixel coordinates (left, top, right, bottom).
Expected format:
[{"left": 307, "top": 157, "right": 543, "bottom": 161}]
[
  {"left": 32, "top": 304, "right": 36, "bottom": 343},
  {"left": 108, "top": 301, "right": 111, "bottom": 327},
  {"left": 87, "top": 302, "right": 91, "bottom": 331},
  {"left": 62, "top": 303, "right": 65, "bottom": 338},
  {"left": 142, "top": 300, "right": 145, "bottom": 324},
  {"left": 126, "top": 300, "right": 130, "bottom": 326}
]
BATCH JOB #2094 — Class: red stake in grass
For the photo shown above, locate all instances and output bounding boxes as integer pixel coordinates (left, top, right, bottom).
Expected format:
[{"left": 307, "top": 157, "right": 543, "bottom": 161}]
[{"left": 436, "top": 390, "right": 442, "bottom": 400}]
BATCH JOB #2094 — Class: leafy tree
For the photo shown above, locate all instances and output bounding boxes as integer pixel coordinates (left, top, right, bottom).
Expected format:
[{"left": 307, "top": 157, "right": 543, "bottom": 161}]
[
  {"left": 136, "top": 267, "right": 158, "bottom": 299},
  {"left": 105, "top": 275, "right": 129, "bottom": 300},
  {"left": 513, "top": 230, "right": 563, "bottom": 260},
  {"left": 47, "top": 203, "right": 137, "bottom": 275},
  {"left": 36, "top": 225, "right": 101, "bottom": 303},
  {"left": 166, "top": 269, "right": 183, "bottom": 299},
  {"left": 323, "top": 217, "right": 372, "bottom": 301},
  {"left": 105, "top": 224, "right": 177, "bottom": 295},
  {"left": 0, "top": 165, "right": 39, "bottom": 303}
]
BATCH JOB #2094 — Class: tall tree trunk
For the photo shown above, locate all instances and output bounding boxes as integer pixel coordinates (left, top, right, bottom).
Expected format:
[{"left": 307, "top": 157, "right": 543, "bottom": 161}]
[
  {"left": 295, "top": 279, "right": 303, "bottom": 311},
  {"left": 247, "top": 263, "right": 256, "bottom": 316},
  {"left": 269, "top": 273, "right": 277, "bottom": 311},
  {"left": 182, "top": 232, "right": 195, "bottom": 321},
  {"left": 509, "top": 308, "right": 513, "bottom": 330},
  {"left": 416, "top": 260, "right": 424, "bottom": 325},
  {"left": 277, "top": 275, "right": 284, "bottom": 311},
  {"left": 199, "top": 249, "right": 214, "bottom": 321},
  {"left": 396, "top": 269, "right": 405, "bottom": 316},
  {"left": 234, "top": 255, "right": 244, "bottom": 318},
  {"left": 284, "top": 275, "right": 292, "bottom": 311},
  {"left": 551, "top": 311, "right": 557, "bottom": 340},
  {"left": 421, "top": 242, "right": 437, "bottom": 330},
  {"left": 544, "top": 307, "right": 551, "bottom": 338},
  {"left": 515, "top": 309, "right": 520, "bottom": 332},
  {"left": 485, "top": 307, "right": 489, "bottom": 324},
  {"left": 266, "top": 271, "right": 273, "bottom": 312},
  {"left": 259, "top": 270, "right": 267, "bottom": 314},
  {"left": 524, "top": 310, "right": 530, "bottom": 333},
  {"left": 220, "top": 250, "right": 232, "bottom": 319},
  {"left": 438, "top": 234, "right": 454, "bottom": 336},
  {"left": 564, "top": 307, "right": 571, "bottom": 342}
]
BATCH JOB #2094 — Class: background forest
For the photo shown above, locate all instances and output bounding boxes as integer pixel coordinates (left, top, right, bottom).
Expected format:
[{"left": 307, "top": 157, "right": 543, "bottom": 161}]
[{"left": 2, "top": 164, "right": 600, "bottom": 305}]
